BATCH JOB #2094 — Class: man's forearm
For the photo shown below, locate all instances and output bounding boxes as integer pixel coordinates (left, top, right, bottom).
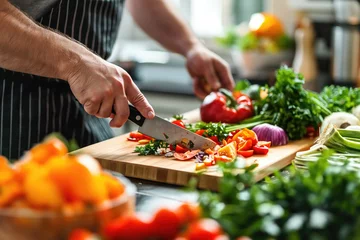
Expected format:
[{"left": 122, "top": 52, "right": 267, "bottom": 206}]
[
  {"left": 126, "top": 0, "right": 201, "bottom": 57},
  {"left": 0, "top": 0, "right": 92, "bottom": 81}
]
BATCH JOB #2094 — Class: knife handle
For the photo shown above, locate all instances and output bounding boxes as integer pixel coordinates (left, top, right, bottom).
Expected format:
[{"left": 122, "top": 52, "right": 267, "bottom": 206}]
[{"left": 112, "top": 104, "right": 146, "bottom": 126}]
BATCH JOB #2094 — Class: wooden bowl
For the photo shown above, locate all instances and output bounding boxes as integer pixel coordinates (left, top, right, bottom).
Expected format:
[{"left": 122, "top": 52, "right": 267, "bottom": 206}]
[{"left": 0, "top": 173, "right": 136, "bottom": 240}]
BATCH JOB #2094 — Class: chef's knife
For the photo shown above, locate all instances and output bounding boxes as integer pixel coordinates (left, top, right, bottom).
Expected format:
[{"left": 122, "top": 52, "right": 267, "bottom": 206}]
[{"left": 125, "top": 104, "right": 216, "bottom": 150}]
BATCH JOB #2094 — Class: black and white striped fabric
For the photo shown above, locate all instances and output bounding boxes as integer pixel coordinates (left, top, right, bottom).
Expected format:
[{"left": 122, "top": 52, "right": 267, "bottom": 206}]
[{"left": 0, "top": 0, "right": 125, "bottom": 160}]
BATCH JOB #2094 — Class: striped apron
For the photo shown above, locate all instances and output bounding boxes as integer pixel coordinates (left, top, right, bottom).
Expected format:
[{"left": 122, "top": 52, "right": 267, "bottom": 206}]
[{"left": 0, "top": 0, "right": 125, "bottom": 160}]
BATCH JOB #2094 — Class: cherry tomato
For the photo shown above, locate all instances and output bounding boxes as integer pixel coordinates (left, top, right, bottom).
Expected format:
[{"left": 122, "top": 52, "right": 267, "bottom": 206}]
[
  {"left": 238, "top": 150, "right": 254, "bottom": 158},
  {"left": 103, "top": 214, "right": 150, "bottom": 240},
  {"left": 208, "top": 136, "right": 221, "bottom": 145},
  {"left": 184, "top": 218, "right": 223, "bottom": 240},
  {"left": 256, "top": 141, "right": 271, "bottom": 148},
  {"left": 151, "top": 208, "right": 181, "bottom": 240},
  {"left": 170, "top": 144, "right": 188, "bottom": 153},
  {"left": 253, "top": 145, "right": 269, "bottom": 155},
  {"left": 68, "top": 229, "right": 94, "bottom": 240},
  {"left": 172, "top": 120, "right": 186, "bottom": 128}
]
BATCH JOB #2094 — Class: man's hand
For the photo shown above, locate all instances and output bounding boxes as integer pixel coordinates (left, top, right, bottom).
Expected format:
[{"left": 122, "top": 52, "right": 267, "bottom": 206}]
[
  {"left": 186, "top": 45, "right": 235, "bottom": 99},
  {"left": 67, "top": 55, "right": 155, "bottom": 128}
]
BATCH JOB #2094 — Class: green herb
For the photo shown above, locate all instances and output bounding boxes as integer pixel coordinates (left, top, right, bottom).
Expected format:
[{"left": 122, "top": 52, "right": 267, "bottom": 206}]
[
  {"left": 198, "top": 150, "right": 360, "bottom": 239},
  {"left": 172, "top": 114, "right": 184, "bottom": 120},
  {"left": 319, "top": 85, "right": 360, "bottom": 113},
  {"left": 186, "top": 122, "right": 228, "bottom": 141},
  {"left": 134, "top": 140, "right": 168, "bottom": 156},
  {"left": 253, "top": 66, "right": 331, "bottom": 140},
  {"left": 215, "top": 27, "right": 238, "bottom": 48},
  {"left": 234, "top": 80, "right": 251, "bottom": 92},
  {"left": 237, "top": 32, "right": 259, "bottom": 51}
]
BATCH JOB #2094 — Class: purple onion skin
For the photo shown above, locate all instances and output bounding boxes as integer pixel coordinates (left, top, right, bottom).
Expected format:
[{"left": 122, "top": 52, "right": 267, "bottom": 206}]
[{"left": 252, "top": 124, "right": 289, "bottom": 146}]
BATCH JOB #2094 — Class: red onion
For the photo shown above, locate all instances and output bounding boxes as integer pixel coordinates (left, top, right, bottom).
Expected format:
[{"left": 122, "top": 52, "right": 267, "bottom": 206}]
[{"left": 252, "top": 123, "right": 288, "bottom": 146}]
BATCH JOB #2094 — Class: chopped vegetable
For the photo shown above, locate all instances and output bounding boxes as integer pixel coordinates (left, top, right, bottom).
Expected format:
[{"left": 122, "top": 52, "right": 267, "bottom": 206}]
[
  {"left": 229, "top": 66, "right": 331, "bottom": 140},
  {"left": 216, "top": 141, "right": 237, "bottom": 162},
  {"left": 252, "top": 123, "right": 288, "bottom": 146},
  {"left": 187, "top": 122, "right": 229, "bottom": 141},
  {"left": 134, "top": 140, "right": 168, "bottom": 156},
  {"left": 252, "top": 145, "right": 269, "bottom": 155},
  {"left": 200, "top": 88, "right": 253, "bottom": 124},
  {"left": 237, "top": 150, "right": 254, "bottom": 158},
  {"left": 174, "top": 150, "right": 200, "bottom": 161}
]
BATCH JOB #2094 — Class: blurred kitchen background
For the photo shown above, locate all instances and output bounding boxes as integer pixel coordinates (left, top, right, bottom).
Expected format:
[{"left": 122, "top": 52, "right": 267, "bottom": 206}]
[{"left": 108, "top": 0, "right": 360, "bottom": 135}]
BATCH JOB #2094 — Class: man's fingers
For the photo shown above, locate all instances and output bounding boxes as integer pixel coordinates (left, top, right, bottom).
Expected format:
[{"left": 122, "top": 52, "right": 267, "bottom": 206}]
[
  {"left": 204, "top": 64, "right": 221, "bottom": 91},
  {"left": 193, "top": 77, "right": 209, "bottom": 99},
  {"left": 110, "top": 95, "right": 129, "bottom": 128},
  {"left": 83, "top": 96, "right": 101, "bottom": 116},
  {"left": 214, "top": 59, "right": 235, "bottom": 90},
  {"left": 124, "top": 75, "right": 155, "bottom": 119},
  {"left": 97, "top": 95, "right": 114, "bottom": 118}
]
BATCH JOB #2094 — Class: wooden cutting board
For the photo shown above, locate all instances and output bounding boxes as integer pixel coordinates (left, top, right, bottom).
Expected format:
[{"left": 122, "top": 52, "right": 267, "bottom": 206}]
[{"left": 78, "top": 109, "right": 314, "bottom": 191}]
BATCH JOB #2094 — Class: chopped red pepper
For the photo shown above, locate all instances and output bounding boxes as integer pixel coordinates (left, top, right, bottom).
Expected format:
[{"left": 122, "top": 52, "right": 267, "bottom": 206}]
[
  {"left": 200, "top": 89, "right": 253, "bottom": 124},
  {"left": 253, "top": 145, "right": 269, "bottom": 155},
  {"left": 257, "top": 141, "right": 271, "bottom": 148},
  {"left": 170, "top": 144, "right": 188, "bottom": 153},
  {"left": 238, "top": 150, "right": 254, "bottom": 158},
  {"left": 236, "top": 138, "right": 253, "bottom": 151}
]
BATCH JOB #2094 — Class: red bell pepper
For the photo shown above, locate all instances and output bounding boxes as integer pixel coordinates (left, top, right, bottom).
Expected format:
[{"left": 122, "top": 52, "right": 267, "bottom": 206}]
[
  {"left": 200, "top": 88, "right": 253, "bottom": 124},
  {"left": 253, "top": 145, "right": 269, "bottom": 155}
]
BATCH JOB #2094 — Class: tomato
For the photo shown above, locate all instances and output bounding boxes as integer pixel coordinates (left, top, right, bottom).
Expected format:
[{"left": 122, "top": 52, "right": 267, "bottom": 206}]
[
  {"left": 195, "top": 129, "right": 207, "bottom": 136},
  {"left": 236, "top": 138, "right": 253, "bottom": 151},
  {"left": 151, "top": 208, "right": 181, "bottom": 240},
  {"left": 238, "top": 150, "right": 254, "bottom": 158},
  {"left": 68, "top": 229, "right": 95, "bottom": 240},
  {"left": 257, "top": 141, "right": 271, "bottom": 148},
  {"left": 208, "top": 136, "right": 221, "bottom": 145},
  {"left": 172, "top": 120, "right": 186, "bottom": 128},
  {"left": 175, "top": 203, "right": 201, "bottom": 226},
  {"left": 174, "top": 150, "right": 200, "bottom": 161},
  {"left": 184, "top": 218, "right": 223, "bottom": 240},
  {"left": 253, "top": 145, "right": 269, "bottom": 155},
  {"left": 170, "top": 144, "right": 188, "bottom": 153},
  {"left": 103, "top": 214, "right": 151, "bottom": 240}
]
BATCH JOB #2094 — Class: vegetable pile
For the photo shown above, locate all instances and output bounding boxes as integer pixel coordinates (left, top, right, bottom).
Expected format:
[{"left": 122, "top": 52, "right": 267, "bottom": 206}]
[
  {"left": 228, "top": 66, "right": 331, "bottom": 140},
  {"left": 69, "top": 202, "right": 230, "bottom": 240},
  {"left": 198, "top": 150, "right": 360, "bottom": 239},
  {"left": 0, "top": 137, "right": 124, "bottom": 211}
]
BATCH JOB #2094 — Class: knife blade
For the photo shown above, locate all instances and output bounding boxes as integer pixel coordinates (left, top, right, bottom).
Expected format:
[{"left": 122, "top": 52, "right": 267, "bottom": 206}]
[{"left": 125, "top": 105, "right": 216, "bottom": 150}]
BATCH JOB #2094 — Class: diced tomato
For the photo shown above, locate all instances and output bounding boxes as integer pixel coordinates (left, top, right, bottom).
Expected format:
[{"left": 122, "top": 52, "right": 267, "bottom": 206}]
[
  {"left": 208, "top": 136, "right": 220, "bottom": 145},
  {"left": 183, "top": 219, "right": 223, "bottom": 240},
  {"left": 257, "top": 141, "right": 271, "bottom": 148},
  {"left": 253, "top": 145, "right": 269, "bottom": 155},
  {"left": 237, "top": 150, "right": 254, "bottom": 158},
  {"left": 195, "top": 129, "right": 207, "bottom": 136},
  {"left": 150, "top": 208, "right": 181, "bottom": 240},
  {"left": 170, "top": 144, "right": 188, "bottom": 153},
  {"left": 172, "top": 120, "right": 186, "bottom": 128}
]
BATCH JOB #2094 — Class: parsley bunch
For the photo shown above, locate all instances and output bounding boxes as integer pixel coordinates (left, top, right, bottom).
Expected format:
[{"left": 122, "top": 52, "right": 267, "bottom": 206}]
[
  {"left": 254, "top": 66, "right": 331, "bottom": 140},
  {"left": 319, "top": 85, "right": 360, "bottom": 113},
  {"left": 199, "top": 150, "right": 360, "bottom": 239},
  {"left": 186, "top": 122, "right": 228, "bottom": 141}
]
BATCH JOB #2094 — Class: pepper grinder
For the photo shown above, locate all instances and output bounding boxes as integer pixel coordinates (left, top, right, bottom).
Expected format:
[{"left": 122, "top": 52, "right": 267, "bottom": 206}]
[{"left": 292, "top": 16, "right": 318, "bottom": 90}]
